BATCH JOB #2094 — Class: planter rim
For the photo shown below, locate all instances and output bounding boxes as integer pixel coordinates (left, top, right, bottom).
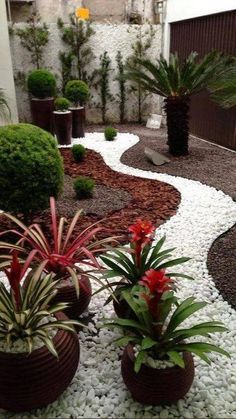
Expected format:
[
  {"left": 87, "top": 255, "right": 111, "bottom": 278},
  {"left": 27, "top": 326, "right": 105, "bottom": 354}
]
[
  {"left": 53, "top": 110, "right": 71, "bottom": 114},
  {"left": 126, "top": 343, "right": 189, "bottom": 373},
  {"left": 0, "top": 312, "right": 68, "bottom": 359},
  {"left": 69, "top": 106, "right": 84, "bottom": 110},
  {"left": 31, "top": 97, "right": 54, "bottom": 101}
]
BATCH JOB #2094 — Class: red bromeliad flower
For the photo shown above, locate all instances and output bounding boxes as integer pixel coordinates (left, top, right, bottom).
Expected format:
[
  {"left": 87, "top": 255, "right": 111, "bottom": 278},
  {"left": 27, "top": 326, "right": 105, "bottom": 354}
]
[
  {"left": 128, "top": 219, "right": 154, "bottom": 268},
  {"left": 140, "top": 269, "right": 172, "bottom": 295}
]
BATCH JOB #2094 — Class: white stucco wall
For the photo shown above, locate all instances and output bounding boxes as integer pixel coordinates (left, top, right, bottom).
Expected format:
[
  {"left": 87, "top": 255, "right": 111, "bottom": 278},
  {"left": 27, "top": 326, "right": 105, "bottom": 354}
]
[
  {"left": 10, "top": 23, "right": 162, "bottom": 123},
  {"left": 163, "top": 0, "right": 236, "bottom": 58},
  {"left": 0, "top": 0, "right": 18, "bottom": 125}
]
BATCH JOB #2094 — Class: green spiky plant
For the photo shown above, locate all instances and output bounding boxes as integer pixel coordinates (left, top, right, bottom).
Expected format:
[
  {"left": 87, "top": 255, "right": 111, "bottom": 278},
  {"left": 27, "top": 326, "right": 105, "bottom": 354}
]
[
  {"left": 125, "top": 51, "right": 228, "bottom": 156},
  {"left": 103, "top": 285, "right": 230, "bottom": 373},
  {"left": 115, "top": 51, "right": 127, "bottom": 124},
  {"left": 94, "top": 51, "right": 113, "bottom": 124},
  {"left": 57, "top": 14, "right": 95, "bottom": 88},
  {"left": 15, "top": 12, "right": 49, "bottom": 69},
  {"left": 0, "top": 251, "right": 82, "bottom": 356},
  {"left": 208, "top": 60, "right": 236, "bottom": 109}
]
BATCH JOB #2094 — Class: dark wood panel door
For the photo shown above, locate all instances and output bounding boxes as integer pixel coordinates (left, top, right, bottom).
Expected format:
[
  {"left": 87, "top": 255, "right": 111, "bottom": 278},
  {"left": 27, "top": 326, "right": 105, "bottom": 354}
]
[{"left": 170, "top": 10, "right": 236, "bottom": 150}]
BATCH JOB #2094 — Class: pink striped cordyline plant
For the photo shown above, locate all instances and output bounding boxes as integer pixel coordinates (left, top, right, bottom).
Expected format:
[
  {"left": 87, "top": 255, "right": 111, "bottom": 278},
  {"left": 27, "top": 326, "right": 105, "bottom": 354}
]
[{"left": 0, "top": 197, "right": 114, "bottom": 295}]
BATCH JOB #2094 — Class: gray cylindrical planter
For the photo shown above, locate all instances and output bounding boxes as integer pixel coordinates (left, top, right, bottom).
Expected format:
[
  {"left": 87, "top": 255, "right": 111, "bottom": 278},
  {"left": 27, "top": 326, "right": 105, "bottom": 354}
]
[
  {"left": 69, "top": 107, "right": 85, "bottom": 138},
  {"left": 30, "top": 98, "right": 54, "bottom": 134},
  {"left": 53, "top": 110, "right": 72, "bottom": 145}
]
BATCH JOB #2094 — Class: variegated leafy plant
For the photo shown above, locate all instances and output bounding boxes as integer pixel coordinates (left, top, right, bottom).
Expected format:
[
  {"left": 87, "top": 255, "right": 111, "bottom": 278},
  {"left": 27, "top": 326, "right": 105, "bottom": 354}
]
[{"left": 0, "top": 251, "right": 82, "bottom": 356}]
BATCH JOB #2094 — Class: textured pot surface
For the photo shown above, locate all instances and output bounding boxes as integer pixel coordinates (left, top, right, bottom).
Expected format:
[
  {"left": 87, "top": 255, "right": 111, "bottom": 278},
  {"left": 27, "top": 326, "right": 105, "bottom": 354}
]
[
  {"left": 53, "top": 111, "right": 72, "bottom": 145},
  {"left": 121, "top": 344, "right": 195, "bottom": 405},
  {"left": 0, "top": 312, "right": 80, "bottom": 412},
  {"left": 30, "top": 98, "right": 54, "bottom": 134},
  {"left": 113, "top": 283, "right": 136, "bottom": 319},
  {"left": 70, "top": 107, "right": 85, "bottom": 138},
  {"left": 53, "top": 274, "right": 92, "bottom": 318}
]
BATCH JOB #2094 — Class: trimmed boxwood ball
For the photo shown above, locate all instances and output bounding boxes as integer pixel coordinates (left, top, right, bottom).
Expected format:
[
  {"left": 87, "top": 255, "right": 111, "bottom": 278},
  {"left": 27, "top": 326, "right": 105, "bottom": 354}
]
[
  {"left": 72, "top": 144, "right": 86, "bottom": 162},
  {"left": 65, "top": 80, "right": 90, "bottom": 107},
  {"left": 27, "top": 69, "right": 56, "bottom": 99},
  {"left": 0, "top": 124, "right": 64, "bottom": 217},
  {"left": 54, "top": 97, "right": 70, "bottom": 111},
  {"left": 73, "top": 176, "right": 95, "bottom": 199},
  {"left": 104, "top": 127, "right": 117, "bottom": 141}
]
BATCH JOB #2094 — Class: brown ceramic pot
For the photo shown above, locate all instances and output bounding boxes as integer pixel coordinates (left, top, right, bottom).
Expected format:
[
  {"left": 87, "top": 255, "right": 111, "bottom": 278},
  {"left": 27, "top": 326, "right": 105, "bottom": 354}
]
[
  {"left": 121, "top": 344, "right": 195, "bottom": 405},
  {"left": 112, "top": 283, "right": 136, "bottom": 319},
  {"left": 70, "top": 106, "right": 85, "bottom": 138},
  {"left": 53, "top": 110, "right": 72, "bottom": 145},
  {"left": 30, "top": 98, "right": 54, "bottom": 133},
  {"left": 53, "top": 274, "right": 92, "bottom": 319},
  {"left": 0, "top": 312, "right": 80, "bottom": 412}
]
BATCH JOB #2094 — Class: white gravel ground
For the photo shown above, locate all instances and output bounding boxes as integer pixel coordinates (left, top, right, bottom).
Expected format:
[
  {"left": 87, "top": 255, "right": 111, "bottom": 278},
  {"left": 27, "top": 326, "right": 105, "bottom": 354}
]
[{"left": 1, "top": 133, "right": 236, "bottom": 418}]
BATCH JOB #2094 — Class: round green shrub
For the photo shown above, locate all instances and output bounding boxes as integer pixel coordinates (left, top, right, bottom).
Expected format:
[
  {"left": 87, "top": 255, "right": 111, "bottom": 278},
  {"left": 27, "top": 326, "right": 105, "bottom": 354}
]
[
  {"left": 0, "top": 124, "right": 64, "bottom": 217},
  {"left": 27, "top": 69, "right": 56, "bottom": 99},
  {"left": 104, "top": 127, "right": 117, "bottom": 141},
  {"left": 72, "top": 144, "right": 86, "bottom": 162},
  {"left": 73, "top": 176, "right": 95, "bottom": 199},
  {"left": 54, "top": 97, "right": 70, "bottom": 111},
  {"left": 65, "top": 80, "right": 90, "bottom": 107}
]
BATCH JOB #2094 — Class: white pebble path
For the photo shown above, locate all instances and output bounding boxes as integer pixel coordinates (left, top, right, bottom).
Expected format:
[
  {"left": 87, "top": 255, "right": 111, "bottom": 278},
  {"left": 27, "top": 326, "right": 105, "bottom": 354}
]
[{"left": 1, "top": 133, "right": 236, "bottom": 419}]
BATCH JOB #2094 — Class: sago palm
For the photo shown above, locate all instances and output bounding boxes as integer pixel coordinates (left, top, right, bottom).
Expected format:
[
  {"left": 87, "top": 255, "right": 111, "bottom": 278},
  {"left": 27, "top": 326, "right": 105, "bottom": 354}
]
[
  {"left": 208, "top": 61, "right": 236, "bottom": 109},
  {"left": 126, "top": 51, "right": 227, "bottom": 156}
]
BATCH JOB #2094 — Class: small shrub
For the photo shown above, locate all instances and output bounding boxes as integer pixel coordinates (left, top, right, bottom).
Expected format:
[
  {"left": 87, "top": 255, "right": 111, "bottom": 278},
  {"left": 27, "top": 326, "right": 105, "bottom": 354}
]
[
  {"left": 27, "top": 69, "right": 56, "bottom": 99},
  {"left": 73, "top": 176, "right": 95, "bottom": 199},
  {"left": 104, "top": 126, "right": 117, "bottom": 141},
  {"left": 54, "top": 97, "right": 70, "bottom": 111},
  {"left": 65, "top": 80, "right": 90, "bottom": 107},
  {"left": 0, "top": 124, "right": 63, "bottom": 218},
  {"left": 72, "top": 144, "right": 86, "bottom": 162}
]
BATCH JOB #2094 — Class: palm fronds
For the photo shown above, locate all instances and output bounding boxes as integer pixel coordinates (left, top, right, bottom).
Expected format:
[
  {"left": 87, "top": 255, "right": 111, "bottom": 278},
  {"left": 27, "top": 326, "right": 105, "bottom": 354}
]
[{"left": 208, "top": 61, "right": 236, "bottom": 108}]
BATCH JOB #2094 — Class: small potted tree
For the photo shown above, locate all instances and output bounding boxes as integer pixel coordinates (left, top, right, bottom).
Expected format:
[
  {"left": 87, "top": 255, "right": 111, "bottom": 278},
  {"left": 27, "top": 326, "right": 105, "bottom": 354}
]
[
  {"left": 0, "top": 251, "right": 81, "bottom": 412},
  {"left": 103, "top": 283, "right": 230, "bottom": 405},
  {"left": 27, "top": 69, "right": 56, "bottom": 133},
  {"left": 53, "top": 97, "right": 72, "bottom": 145},
  {"left": 65, "top": 80, "right": 90, "bottom": 138}
]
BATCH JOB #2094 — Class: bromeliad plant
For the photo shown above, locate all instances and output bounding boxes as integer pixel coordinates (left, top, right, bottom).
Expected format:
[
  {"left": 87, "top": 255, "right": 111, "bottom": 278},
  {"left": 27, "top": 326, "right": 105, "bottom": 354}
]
[
  {"left": 99, "top": 219, "right": 192, "bottom": 303},
  {"left": 103, "top": 282, "right": 230, "bottom": 373},
  {"left": 0, "top": 197, "right": 112, "bottom": 296},
  {"left": 0, "top": 251, "right": 81, "bottom": 356}
]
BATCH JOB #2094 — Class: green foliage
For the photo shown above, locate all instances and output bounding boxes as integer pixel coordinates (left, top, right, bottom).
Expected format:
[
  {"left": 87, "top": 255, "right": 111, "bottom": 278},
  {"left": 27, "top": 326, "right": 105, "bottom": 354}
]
[
  {"left": 103, "top": 286, "right": 230, "bottom": 373},
  {"left": 104, "top": 127, "right": 117, "bottom": 141},
  {"left": 94, "top": 51, "right": 113, "bottom": 123},
  {"left": 126, "top": 25, "right": 156, "bottom": 123},
  {"left": 65, "top": 80, "right": 90, "bottom": 107},
  {"left": 15, "top": 13, "right": 49, "bottom": 69},
  {"left": 54, "top": 97, "right": 70, "bottom": 111},
  {"left": 0, "top": 88, "right": 11, "bottom": 121},
  {"left": 73, "top": 176, "right": 95, "bottom": 199},
  {"left": 0, "top": 258, "right": 81, "bottom": 356},
  {"left": 0, "top": 124, "right": 63, "bottom": 218},
  {"left": 27, "top": 69, "right": 56, "bottom": 99},
  {"left": 72, "top": 144, "right": 86, "bottom": 162},
  {"left": 57, "top": 14, "right": 95, "bottom": 88},
  {"left": 208, "top": 60, "right": 236, "bottom": 108},
  {"left": 115, "top": 51, "right": 127, "bottom": 123}
]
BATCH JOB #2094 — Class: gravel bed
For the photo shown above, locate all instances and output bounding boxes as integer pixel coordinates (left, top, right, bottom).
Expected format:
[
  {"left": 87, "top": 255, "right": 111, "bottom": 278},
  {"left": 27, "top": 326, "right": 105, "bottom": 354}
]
[{"left": 2, "top": 133, "right": 235, "bottom": 418}]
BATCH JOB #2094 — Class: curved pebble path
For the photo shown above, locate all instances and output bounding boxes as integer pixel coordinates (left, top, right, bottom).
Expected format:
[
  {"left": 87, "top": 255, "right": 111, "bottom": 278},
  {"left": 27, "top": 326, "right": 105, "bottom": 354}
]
[{"left": 1, "top": 133, "right": 236, "bottom": 419}]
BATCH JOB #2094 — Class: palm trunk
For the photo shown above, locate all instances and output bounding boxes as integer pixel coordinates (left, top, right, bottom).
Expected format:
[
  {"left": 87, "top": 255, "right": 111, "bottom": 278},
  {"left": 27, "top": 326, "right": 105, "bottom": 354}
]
[{"left": 164, "top": 96, "right": 190, "bottom": 156}]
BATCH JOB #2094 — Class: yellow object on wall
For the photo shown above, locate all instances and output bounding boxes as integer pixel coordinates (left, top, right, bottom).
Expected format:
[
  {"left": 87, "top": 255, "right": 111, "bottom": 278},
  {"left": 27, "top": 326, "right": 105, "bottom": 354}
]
[{"left": 75, "top": 8, "right": 90, "bottom": 20}]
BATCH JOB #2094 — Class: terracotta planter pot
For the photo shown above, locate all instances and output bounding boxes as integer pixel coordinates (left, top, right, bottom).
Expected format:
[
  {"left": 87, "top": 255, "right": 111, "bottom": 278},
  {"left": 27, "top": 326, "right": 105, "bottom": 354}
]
[
  {"left": 0, "top": 312, "right": 79, "bottom": 412},
  {"left": 30, "top": 98, "right": 54, "bottom": 133},
  {"left": 53, "top": 111, "right": 72, "bottom": 145},
  {"left": 70, "top": 107, "right": 85, "bottom": 138},
  {"left": 112, "top": 283, "right": 136, "bottom": 319},
  {"left": 53, "top": 274, "right": 92, "bottom": 319},
  {"left": 121, "top": 344, "right": 195, "bottom": 405}
]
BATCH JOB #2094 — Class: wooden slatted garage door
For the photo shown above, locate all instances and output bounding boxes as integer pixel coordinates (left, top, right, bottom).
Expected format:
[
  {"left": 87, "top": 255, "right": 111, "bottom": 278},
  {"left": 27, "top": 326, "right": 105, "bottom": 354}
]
[{"left": 170, "top": 10, "right": 236, "bottom": 150}]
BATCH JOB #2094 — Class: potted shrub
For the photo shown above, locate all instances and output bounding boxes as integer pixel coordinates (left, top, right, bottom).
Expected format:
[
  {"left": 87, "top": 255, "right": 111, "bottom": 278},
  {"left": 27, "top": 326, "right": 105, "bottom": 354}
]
[
  {"left": 53, "top": 97, "right": 72, "bottom": 145},
  {"left": 0, "top": 197, "right": 114, "bottom": 319},
  {"left": 0, "top": 251, "right": 81, "bottom": 412},
  {"left": 99, "top": 219, "right": 192, "bottom": 317},
  {"left": 27, "top": 69, "right": 56, "bottom": 133},
  {"left": 103, "top": 284, "right": 229, "bottom": 405},
  {"left": 65, "top": 80, "right": 90, "bottom": 138}
]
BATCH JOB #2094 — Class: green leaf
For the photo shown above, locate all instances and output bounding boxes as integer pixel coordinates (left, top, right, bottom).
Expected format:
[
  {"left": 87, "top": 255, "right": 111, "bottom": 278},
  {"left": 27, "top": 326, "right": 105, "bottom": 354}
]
[
  {"left": 114, "top": 336, "right": 139, "bottom": 346},
  {"left": 157, "top": 257, "right": 190, "bottom": 270},
  {"left": 141, "top": 336, "right": 157, "bottom": 350},
  {"left": 167, "top": 350, "right": 185, "bottom": 368},
  {"left": 134, "top": 350, "right": 146, "bottom": 373}
]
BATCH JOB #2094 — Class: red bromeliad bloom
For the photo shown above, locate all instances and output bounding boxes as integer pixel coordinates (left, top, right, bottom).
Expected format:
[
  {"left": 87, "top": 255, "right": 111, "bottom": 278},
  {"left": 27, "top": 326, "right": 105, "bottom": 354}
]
[
  {"left": 128, "top": 219, "right": 154, "bottom": 268},
  {"left": 140, "top": 269, "right": 173, "bottom": 320}
]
